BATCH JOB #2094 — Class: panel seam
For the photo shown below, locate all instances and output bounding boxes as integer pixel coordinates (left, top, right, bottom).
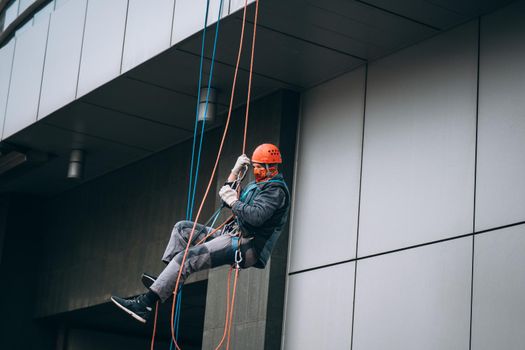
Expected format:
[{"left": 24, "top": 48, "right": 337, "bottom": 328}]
[
  {"left": 169, "top": 0, "right": 177, "bottom": 46},
  {"left": 243, "top": 20, "right": 367, "bottom": 61},
  {"left": 119, "top": 0, "right": 131, "bottom": 74},
  {"left": 350, "top": 62, "right": 368, "bottom": 350},
  {"left": 176, "top": 48, "right": 302, "bottom": 89},
  {"left": 35, "top": 13, "right": 52, "bottom": 120},
  {"left": 74, "top": 0, "right": 90, "bottom": 99},
  {"left": 80, "top": 100, "right": 194, "bottom": 132},
  {"left": 41, "top": 121, "right": 154, "bottom": 152},
  {"left": 469, "top": 16, "right": 482, "bottom": 350},
  {"left": 354, "top": 0, "right": 441, "bottom": 31},
  {"left": 288, "top": 219, "right": 525, "bottom": 276}
]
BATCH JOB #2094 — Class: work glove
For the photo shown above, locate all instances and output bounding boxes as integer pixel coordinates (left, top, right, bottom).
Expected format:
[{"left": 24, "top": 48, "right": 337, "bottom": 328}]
[
  {"left": 231, "top": 154, "right": 251, "bottom": 176},
  {"left": 219, "top": 184, "right": 239, "bottom": 207}
]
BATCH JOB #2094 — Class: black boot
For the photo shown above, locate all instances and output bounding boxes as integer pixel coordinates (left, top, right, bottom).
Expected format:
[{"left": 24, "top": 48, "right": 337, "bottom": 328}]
[{"left": 110, "top": 294, "right": 153, "bottom": 323}]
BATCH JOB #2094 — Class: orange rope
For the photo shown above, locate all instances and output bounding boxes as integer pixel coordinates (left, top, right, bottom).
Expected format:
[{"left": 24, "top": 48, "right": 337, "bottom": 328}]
[
  {"left": 151, "top": 0, "right": 260, "bottom": 347},
  {"left": 226, "top": 268, "right": 240, "bottom": 349},
  {"left": 150, "top": 301, "right": 159, "bottom": 350},
  {"left": 243, "top": 0, "right": 260, "bottom": 154},
  {"left": 148, "top": 218, "right": 232, "bottom": 349},
  {"left": 169, "top": 0, "right": 251, "bottom": 348},
  {"left": 214, "top": 267, "right": 233, "bottom": 350},
  {"left": 196, "top": 215, "right": 233, "bottom": 245},
  {"left": 218, "top": 1, "right": 258, "bottom": 345}
]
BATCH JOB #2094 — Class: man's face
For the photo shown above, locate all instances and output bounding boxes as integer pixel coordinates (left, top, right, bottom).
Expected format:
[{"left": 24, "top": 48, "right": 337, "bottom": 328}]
[{"left": 252, "top": 163, "right": 267, "bottom": 182}]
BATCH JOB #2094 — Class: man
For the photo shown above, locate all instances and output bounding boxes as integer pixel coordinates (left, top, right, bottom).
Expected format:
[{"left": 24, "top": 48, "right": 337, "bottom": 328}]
[{"left": 111, "top": 143, "right": 290, "bottom": 323}]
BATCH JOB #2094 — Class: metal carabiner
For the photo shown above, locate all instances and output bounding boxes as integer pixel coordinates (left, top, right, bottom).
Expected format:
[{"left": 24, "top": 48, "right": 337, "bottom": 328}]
[
  {"left": 231, "top": 164, "right": 249, "bottom": 191},
  {"left": 234, "top": 249, "right": 243, "bottom": 269},
  {"left": 237, "top": 164, "right": 249, "bottom": 182}
]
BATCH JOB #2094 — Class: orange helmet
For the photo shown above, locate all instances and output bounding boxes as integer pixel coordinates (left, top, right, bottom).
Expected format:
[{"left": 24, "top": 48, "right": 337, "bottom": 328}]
[{"left": 251, "top": 143, "right": 282, "bottom": 164}]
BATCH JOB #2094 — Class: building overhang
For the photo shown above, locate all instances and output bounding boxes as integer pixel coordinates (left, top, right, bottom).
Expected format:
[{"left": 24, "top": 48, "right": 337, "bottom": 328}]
[{"left": 0, "top": 0, "right": 512, "bottom": 195}]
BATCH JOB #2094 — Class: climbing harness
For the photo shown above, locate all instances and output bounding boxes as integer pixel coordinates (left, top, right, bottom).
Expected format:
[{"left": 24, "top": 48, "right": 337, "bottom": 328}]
[{"left": 150, "top": 0, "right": 261, "bottom": 348}]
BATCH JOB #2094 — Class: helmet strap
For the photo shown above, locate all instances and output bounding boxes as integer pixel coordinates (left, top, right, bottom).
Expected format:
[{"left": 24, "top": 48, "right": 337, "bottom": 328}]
[
  {"left": 265, "top": 164, "right": 278, "bottom": 179},
  {"left": 254, "top": 164, "right": 278, "bottom": 182}
]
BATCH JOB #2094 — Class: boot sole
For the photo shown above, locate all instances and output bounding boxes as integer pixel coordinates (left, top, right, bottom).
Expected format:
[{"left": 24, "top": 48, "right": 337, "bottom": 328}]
[{"left": 110, "top": 296, "right": 148, "bottom": 324}]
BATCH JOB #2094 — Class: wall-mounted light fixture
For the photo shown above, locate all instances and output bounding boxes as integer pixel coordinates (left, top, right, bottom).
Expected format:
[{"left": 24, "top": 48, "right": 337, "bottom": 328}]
[
  {"left": 0, "top": 151, "right": 27, "bottom": 175},
  {"left": 197, "top": 87, "right": 217, "bottom": 123},
  {"left": 67, "top": 149, "right": 84, "bottom": 180}
]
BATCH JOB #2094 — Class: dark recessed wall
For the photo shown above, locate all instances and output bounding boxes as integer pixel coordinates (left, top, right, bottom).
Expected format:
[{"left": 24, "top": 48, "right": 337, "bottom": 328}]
[
  {"left": 0, "top": 90, "right": 299, "bottom": 349},
  {"left": 0, "top": 194, "right": 56, "bottom": 350}
]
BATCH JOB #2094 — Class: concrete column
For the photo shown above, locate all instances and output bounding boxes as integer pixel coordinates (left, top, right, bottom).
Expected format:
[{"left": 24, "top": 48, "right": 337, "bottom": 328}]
[{"left": 202, "top": 90, "right": 300, "bottom": 349}]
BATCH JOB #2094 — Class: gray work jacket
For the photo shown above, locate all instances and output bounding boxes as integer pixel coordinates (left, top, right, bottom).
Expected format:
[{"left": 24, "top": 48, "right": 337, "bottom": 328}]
[{"left": 231, "top": 173, "right": 290, "bottom": 268}]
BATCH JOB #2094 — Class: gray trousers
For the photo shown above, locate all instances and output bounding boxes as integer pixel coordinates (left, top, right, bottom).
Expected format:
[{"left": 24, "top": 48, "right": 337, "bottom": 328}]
[{"left": 150, "top": 220, "right": 258, "bottom": 302}]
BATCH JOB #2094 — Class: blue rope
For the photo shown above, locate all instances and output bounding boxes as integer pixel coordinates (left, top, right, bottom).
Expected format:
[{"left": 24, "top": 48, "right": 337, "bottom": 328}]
[
  {"left": 209, "top": 207, "right": 222, "bottom": 228},
  {"left": 172, "top": 0, "right": 224, "bottom": 347},
  {"left": 185, "top": 0, "right": 211, "bottom": 222},
  {"left": 174, "top": 0, "right": 210, "bottom": 347},
  {"left": 188, "top": 0, "right": 224, "bottom": 220}
]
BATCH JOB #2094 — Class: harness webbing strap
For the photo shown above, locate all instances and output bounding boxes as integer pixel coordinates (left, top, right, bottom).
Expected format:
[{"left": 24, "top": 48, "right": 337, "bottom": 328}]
[
  {"left": 231, "top": 236, "right": 240, "bottom": 254},
  {"left": 240, "top": 178, "right": 289, "bottom": 203}
]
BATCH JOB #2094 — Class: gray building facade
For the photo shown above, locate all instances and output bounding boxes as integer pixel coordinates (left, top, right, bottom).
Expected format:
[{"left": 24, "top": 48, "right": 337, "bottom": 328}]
[{"left": 1, "top": 0, "right": 525, "bottom": 349}]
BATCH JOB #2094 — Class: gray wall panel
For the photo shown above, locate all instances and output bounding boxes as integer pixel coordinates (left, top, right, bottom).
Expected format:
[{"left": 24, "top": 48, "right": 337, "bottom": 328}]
[
  {"left": 353, "top": 238, "right": 472, "bottom": 350},
  {"left": 18, "top": 0, "right": 36, "bottom": 14},
  {"left": 289, "top": 66, "right": 365, "bottom": 272},
  {"left": 358, "top": 22, "right": 478, "bottom": 256},
  {"left": 283, "top": 263, "right": 355, "bottom": 350},
  {"left": 121, "top": 0, "right": 174, "bottom": 73},
  {"left": 38, "top": 0, "right": 87, "bottom": 119},
  {"left": 171, "top": 0, "right": 227, "bottom": 45},
  {"left": 471, "top": 225, "right": 525, "bottom": 350},
  {"left": 2, "top": 16, "right": 49, "bottom": 139},
  {"left": 3, "top": 0, "right": 19, "bottom": 28},
  {"left": 54, "top": 0, "right": 72, "bottom": 10},
  {"left": 476, "top": 1, "right": 525, "bottom": 230},
  {"left": 76, "top": 0, "right": 128, "bottom": 98},
  {"left": 0, "top": 40, "right": 15, "bottom": 137}
]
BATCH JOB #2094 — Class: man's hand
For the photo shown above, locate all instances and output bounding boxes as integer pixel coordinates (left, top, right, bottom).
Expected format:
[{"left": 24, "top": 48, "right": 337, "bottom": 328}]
[
  {"left": 219, "top": 185, "right": 239, "bottom": 207},
  {"left": 231, "top": 154, "right": 251, "bottom": 177}
]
